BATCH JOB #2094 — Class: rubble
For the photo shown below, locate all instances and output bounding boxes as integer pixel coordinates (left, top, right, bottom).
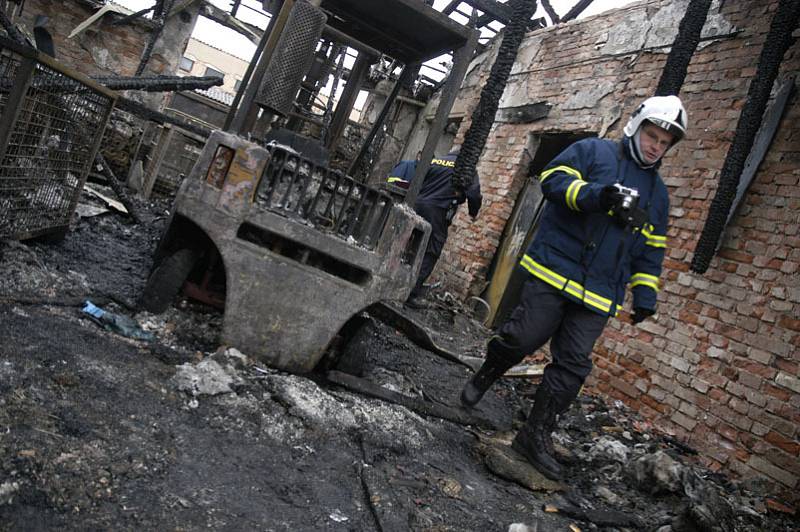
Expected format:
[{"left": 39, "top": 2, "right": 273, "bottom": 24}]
[{"left": 1, "top": 176, "right": 797, "bottom": 530}]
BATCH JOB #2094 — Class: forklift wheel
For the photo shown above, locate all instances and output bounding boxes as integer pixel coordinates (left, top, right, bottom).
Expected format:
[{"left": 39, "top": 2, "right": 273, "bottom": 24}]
[
  {"left": 139, "top": 249, "right": 199, "bottom": 314},
  {"left": 334, "top": 318, "right": 374, "bottom": 377}
]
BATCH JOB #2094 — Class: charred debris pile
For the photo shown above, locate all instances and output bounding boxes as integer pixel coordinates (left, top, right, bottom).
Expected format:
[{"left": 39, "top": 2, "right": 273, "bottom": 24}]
[{"left": 0, "top": 195, "right": 796, "bottom": 531}]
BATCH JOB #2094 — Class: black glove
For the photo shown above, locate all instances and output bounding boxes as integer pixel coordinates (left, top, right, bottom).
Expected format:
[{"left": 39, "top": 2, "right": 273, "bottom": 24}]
[
  {"left": 599, "top": 185, "right": 618, "bottom": 211},
  {"left": 468, "top": 195, "right": 481, "bottom": 218},
  {"left": 615, "top": 206, "right": 649, "bottom": 230},
  {"left": 452, "top": 186, "right": 466, "bottom": 203},
  {"left": 631, "top": 307, "right": 655, "bottom": 324}
]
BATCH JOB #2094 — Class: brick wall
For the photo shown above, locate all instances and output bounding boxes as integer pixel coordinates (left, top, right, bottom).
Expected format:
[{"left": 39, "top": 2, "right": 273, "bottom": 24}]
[
  {"left": 12, "top": 0, "right": 157, "bottom": 77},
  {"left": 435, "top": 0, "right": 800, "bottom": 501}
]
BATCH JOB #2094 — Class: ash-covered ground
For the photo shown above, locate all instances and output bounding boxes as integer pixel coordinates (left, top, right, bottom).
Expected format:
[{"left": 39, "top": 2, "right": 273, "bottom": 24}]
[{"left": 0, "top": 188, "right": 797, "bottom": 531}]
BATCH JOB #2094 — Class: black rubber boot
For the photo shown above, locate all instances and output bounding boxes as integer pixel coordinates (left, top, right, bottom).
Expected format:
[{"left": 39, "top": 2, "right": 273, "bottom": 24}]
[
  {"left": 459, "top": 338, "right": 519, "bottom": 407},
  {"left": 541, "top": 388, "right": 574, "bottom": 463},
  {"left": 511, "top": 383, "right": 564, "bottom": 480}
]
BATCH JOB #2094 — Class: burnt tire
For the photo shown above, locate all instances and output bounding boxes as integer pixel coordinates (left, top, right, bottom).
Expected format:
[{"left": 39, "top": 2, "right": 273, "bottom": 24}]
[{"left": 139, "top": 248, "right": 199, "bottom": 314}]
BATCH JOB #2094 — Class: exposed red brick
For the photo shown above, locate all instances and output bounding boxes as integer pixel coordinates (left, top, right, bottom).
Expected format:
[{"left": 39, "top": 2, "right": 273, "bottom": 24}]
[
  {"left": 765, "top": 499, "right": 796, "bottom": 515},
  {"left": 777, "top": 316, "right": 800, "bottom": 332},
  {"left": 765, "top": 432, "right": 800, "bottom": 456}
]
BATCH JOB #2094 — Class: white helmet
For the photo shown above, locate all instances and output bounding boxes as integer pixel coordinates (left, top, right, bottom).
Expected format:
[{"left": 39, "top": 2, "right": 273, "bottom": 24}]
[{"left": 623, "top": 95, "right": 688, "bottom": 142}]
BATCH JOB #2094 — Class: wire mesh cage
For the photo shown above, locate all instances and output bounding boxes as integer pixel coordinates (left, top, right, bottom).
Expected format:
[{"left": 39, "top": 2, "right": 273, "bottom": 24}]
[{"left": 0, "top": 37, "right": 116, "bottom": 240}]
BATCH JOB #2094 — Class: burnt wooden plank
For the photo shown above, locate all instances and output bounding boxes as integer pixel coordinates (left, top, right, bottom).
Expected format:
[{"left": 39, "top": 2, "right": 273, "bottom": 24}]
[{"left": 326, "top": 371, "right": 502, "bottom": 430}]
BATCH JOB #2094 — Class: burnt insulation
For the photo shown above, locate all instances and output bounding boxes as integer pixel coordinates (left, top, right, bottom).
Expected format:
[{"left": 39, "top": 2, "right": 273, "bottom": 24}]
[
  {"left": 655, "top": 0, "right": 713, "bottom": 97},
  {"left": 690, "top": 0, "right": 800, "bottom": 274},
  {"left": 452, "top": 0, "right": 539, "bottom": 192}
]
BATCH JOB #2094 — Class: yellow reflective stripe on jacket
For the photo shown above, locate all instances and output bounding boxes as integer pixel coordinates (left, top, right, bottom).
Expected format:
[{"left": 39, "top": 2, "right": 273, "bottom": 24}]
[
  {"left": 641, "top": 224, "right": 667, "bottom": 248},
  {"left": 630, "top": 272, "right": 659, "bottom": 291},
  {"left": 566, "top": 180, "right": 588, "bottom": 211},
  {"left": 387, "top": 176, "right": 408, "bottom": 183},
  {"left": 540, "top": 165, "right": 585, "bottom": 211},
  {"left": 539, "top": 165, "right": 582, "bottom": 183},
  {"left": 520, "top": 254, "right": 614, "bottom": 314}
]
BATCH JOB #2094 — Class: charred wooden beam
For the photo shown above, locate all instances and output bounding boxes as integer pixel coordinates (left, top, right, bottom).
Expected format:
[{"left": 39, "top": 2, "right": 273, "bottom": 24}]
[
  {"left": 116, "top": 95, "right": 211, "bottom": 138},
  {"left": 655, "top": 0, "right": 712, "bottom": 96},
  {"left": 461, "top": 0, "right": 513, "bottom": 23},
  {"left": 723, "top": 79, "right": 794, "bottom": 230},
  {"left": 474, "top": 0, "right": 543, "bottom": 30},
  {"left": 691, "top": 0, "right": 800, "bottom": 273},
  {"left": 111, "top": 6, "right": 155, "bottom": 26},
  {"left": 359, "top": 464, "right": 411, "bottom": 531},
  {"left": 0, "top": 7, "right": 27, "bottom": 45},
  {"left": 135, "top": 0, "right": 172, "bottom": 76},
  {"left": 541, "top": 0, "right": 559, "bottom": 24},
  {"left": 562, "top": 0, "right": 594, "bottom": 22},
  {"left": 201, "top": 0, "right": 263, "bottom": 44},
  {"left": 348, "top": 64, "right": 417, "bottom": 178},
  {"left": 453, "top": 0, "right": 539, "bottom": 191},
  {"left": 93, "top": 74, "right": 223, "bottom": 92},
  {"left": 547, "top": 500, "right": 643, "bottom": 528},
  {"left": 94, "top": 154, "right": 143, "bottom": 224},
  {"left": 326, "top": 370, "right": 502, "bottom": 430},
  {"left": 442, "top": 0, "right": 462, "bottom": 16}
]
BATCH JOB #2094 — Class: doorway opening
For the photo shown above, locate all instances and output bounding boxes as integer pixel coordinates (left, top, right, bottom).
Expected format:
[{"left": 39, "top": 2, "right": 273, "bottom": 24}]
[{"left": 483, "top": 132, "right": 595, "bottom": 327}]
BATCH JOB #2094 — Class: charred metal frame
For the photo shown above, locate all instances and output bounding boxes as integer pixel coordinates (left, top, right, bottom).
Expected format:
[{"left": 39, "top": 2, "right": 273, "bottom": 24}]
[
  {"left": 147, "top": 0, "right": 478, "bottom": 372},
  {"left": 225, "top": 0, "right": 478, "bottom": 205},
  {"left": 256, "top": 145, "right": 394, "bottom": 248},
  {"left": 0, "top": 36, "right": 116, "bottom": 240}
]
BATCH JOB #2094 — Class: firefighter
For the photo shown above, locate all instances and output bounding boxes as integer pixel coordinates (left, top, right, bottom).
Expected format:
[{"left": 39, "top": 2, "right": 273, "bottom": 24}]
[
  {"left": 387, "top": 149, "right": 482, "bottom": 308},
  {"left": 459, "top": 96, "right": 687, "bottom": 480}
]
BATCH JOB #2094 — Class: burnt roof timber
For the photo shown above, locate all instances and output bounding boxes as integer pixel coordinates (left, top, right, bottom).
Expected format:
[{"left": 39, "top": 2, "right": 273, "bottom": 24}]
[
  {"left": 202, "top": 0, "right": 263, "bottom": 44},
  {"left": 563, "top": 0, "right": 595, "bottom": 22},
  {"left": 460, "top": 0, "right": 513, "bottom": 22},
  {"left": 442, "top": 0, "right": 462, "bottom": 15},
  {"left": 541, "top": 0, "right": 560, "bottom": 23},
  {"left": 319, "top": 0, "right": 473, "bottom": 64}
]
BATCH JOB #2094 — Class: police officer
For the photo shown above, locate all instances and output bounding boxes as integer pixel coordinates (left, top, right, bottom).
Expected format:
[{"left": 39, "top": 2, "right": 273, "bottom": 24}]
[
  {"left": 387, "top": 149, "right": 482, "bottom": 307},
  {"left": 459, "top": 96, "right": 688, "bottom": 480}
]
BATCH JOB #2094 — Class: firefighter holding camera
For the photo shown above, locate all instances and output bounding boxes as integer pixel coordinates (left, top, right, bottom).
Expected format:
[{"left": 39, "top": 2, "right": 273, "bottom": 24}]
[{"left": 460, "top": 95, "right": 688, "bottom": 480}]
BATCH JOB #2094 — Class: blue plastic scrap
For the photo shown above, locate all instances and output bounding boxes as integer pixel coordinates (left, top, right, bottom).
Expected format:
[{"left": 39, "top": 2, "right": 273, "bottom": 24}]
[{"left": 82, "top": 300, "right": 155, "bottom": 342}]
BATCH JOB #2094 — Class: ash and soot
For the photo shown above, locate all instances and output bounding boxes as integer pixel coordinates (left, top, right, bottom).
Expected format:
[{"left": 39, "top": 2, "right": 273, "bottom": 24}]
[{"left": 0, "top": 189, "right": 795, "bottom": 531}]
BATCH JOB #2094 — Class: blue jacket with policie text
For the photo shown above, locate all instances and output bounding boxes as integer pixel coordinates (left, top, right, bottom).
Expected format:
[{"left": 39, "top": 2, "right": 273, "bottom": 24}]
[
  {"left": 522, "top": 137, "right": 669, "bottom": 317},
  {"left": 387, "top": 152, "right": 482, "bottom": 216}
]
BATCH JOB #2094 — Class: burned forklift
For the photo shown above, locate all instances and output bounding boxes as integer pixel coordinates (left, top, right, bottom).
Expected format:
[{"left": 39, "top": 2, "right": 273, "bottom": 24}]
[{"left": 140, "top": 0, "right": 478, "bottom": 373}]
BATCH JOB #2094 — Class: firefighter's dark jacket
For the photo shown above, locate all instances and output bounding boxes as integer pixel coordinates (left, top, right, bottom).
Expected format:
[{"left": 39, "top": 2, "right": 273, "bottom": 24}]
[
  {"left": 522, "top": 137, "right": 669, "bottom": 317},
  {"left": 387, "top": 153, "right": 482, "bottom": 217}
]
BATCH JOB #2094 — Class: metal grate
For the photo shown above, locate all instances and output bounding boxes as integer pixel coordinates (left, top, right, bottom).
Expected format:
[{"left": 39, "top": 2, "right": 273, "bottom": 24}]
[
  {"left": 152, "top": 131, "right": 204, "bottom": 198},
  {"left": 0, "top": 38, "right": 115, "bottom": 240},
  {"left": 255, "top": 146, "right": 392, "bottom": 249},
  {"left": 256, "top": 0, "right": 327, "bottom": 117}
]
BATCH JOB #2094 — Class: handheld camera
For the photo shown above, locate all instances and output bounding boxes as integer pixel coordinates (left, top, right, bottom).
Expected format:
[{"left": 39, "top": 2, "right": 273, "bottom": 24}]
[{"left": 613, "top": 184, "right": 640, "bottom": 212}]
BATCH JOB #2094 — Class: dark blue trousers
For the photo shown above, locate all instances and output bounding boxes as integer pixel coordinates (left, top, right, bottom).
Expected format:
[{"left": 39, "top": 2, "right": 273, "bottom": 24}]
[
  {"left": 411, "top": 201, "right": 450, "bottom": 297},
  {"left": 495, "top": 276, "right": 608, "bottom": 397}
]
